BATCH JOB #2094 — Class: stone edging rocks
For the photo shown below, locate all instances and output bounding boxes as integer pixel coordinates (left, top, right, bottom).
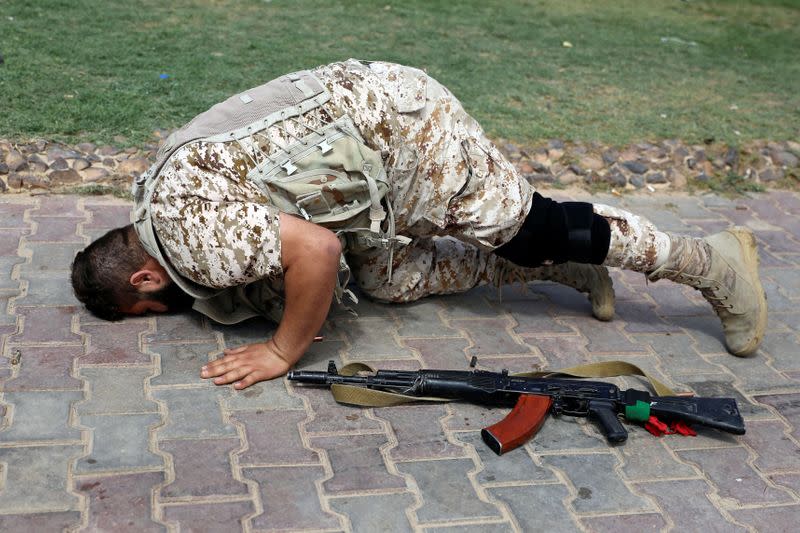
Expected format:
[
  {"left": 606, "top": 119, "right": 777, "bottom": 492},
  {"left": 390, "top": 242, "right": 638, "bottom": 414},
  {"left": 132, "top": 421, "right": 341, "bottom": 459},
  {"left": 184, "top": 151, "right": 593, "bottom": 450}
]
[{"left": 1, "top": 134, "right": 798, "bottom": 195}]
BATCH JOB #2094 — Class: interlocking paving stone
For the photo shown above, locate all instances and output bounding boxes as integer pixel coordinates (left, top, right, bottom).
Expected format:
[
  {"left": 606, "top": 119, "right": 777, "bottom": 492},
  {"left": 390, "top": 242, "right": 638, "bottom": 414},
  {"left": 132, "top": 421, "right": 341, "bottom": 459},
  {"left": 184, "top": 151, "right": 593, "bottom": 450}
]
[
  {"left": 146, "top": 312, "right": 215, "bottom": 343},
  {"left": 0, "top": 229, "right": 29, "bottom": 257},
  {"left": 152, "top": 387, "right": 235, "bottom": 439},
  {"left": 542, "top": 453, "right": 652, "bottom": 513},
  {"left": 635, "top": 479, "right": 746, "bottom": 532},
  {"left": 456, "top": 430, "right": 555, "bottom": 484},
  {"left": 632, "top": 332, "right": 721, "bottom": 375},
  {"left": 532, "top": 283, "right": 601, "bottom": 318},
  {"left": 0, "top": 445, "right": 83, "bottom": 512},
  {"left": 677, "top": 447, "right": 793, "bottom": 505},
  {"left": 82, "top": 203, "right": 133, "bottom": 229},
  {"left": 397, "top": 458, "right": 502, "bottom": 523},
  {"left": 309, "top": 433, "right": 406, "bottom": 493},
  {"left": 617, "top": 430, "right": 697, "bottom": 481},
  {"left": 10, "top": 306, "right": 80, "bottom": 344},
  {"left": 232, "top": 410, "right": 318, "bottom": 465},
  {"left": 708, "top": 352, "right": 796, "bottom": 392},
  {"left": 148, "top": 341, "right": 217, "bottom": 386},
  {"left": 728, "top": 504, "right": 800, "bottom": 533},
  {"left": 27, "top": 216, "right": 84, "bottom": 243},
  {"left": 337, "top": 316, "right": 414, "bottom": 359},
  {"left": 756, "top": 393, "right": 800, "bottom": 442},
  {"left": 0, "top": 391, "right": 83, "bottom": 441},
  {"left": 450, "top": 318, "right": 534, "bottom": 357},
  {"left": 224, "top": 377, "right": 304, "bottom": 411},
  {"left": 0, "top": 202, "right": 34, "bottom": 227},
  {"left": 77, "top": 367, "right": 157, "bottom": 414},
  {"left": 488, "top": 484, "right": 581, "bottom": 532},
  {"left": 426, "top": 523, "right": 515, "bottom": 533},
  {"left": 75, "top": 413, "right": 163, "bottom": 473},
  {"left": 163, "top": 501, "right": 255, "bottom": 533},
  {"left": 769, "top": 472, "right": 800, "bottom": 494},
  {"left": 615, "top": 299, "right": 683, "bottom": 334},
  {"left": 580, "top": 513, "right": 667, "bottom": 532},
  {"left": 30, "top": 196, "right": 84, "bottom": 218},
  {"left": 79, "top": 320, "right": 153, "bottom": 364},
  {"left": 292, "top": 385, "right": 384, "bottom": 434},
  {"left": 76, "top": 472, "right": 166, "bottom": 532},
  {"left": 741, "top": 419, "right": 800, "bottom": 473},
  {"left": 403, "top": 337, "right": 472, "bottom": 368},
  {"left": 378, "top": 404, "right": 467, "bottom": 461},
  {"left": 329, "top": 493, "right": 416, "bottom": 533},
  {"left": 760, "top": 331, "right": 800, "bottom": 372},
  {"left": 160, "top": 438, "right": 249, "bottom": 498},
  {"left": 525, "top": 335, "right": 594, "bottom": 370},
  {"left": 18, "top": 242, "right": 83, "bottom": 273},
  {"left": 16, "top": 271, "right": 78, "bottom": 306},
  {"left": 1, "top": 345, "right": 82, "bottom": 391},
  {"left": 0, "top": 512, "right": 82, "bottom": 532},
  {"left": 395, "top": 299, "right": 460, "bottom": 338},
  {"left": 0, "top": 255, "right": 24, "bottom": 290},
  {"left": 438, "top": 287, "right": 505, "bottom": 319},
  {"left": 214, "top": 316, "right": 277, "bottom": 347},
  {"left": 243, "top": 465, "right": 340, "bottom": 530}
]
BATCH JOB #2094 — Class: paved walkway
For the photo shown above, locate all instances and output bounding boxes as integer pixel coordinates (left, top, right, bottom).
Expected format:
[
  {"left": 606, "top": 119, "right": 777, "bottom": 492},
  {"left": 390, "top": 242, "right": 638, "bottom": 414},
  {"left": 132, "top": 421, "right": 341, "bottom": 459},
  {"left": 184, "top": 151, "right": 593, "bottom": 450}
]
[{"left": 0, "top": 190, "right": 798, "bottom": 532}]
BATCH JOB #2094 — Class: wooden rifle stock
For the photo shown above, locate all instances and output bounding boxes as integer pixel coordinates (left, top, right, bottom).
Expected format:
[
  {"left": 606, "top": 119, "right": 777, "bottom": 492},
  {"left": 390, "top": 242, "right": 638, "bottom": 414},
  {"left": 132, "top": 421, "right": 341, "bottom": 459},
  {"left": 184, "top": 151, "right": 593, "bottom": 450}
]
[{"left": 480, "top": 394, "right": 553, "bottom": 455}]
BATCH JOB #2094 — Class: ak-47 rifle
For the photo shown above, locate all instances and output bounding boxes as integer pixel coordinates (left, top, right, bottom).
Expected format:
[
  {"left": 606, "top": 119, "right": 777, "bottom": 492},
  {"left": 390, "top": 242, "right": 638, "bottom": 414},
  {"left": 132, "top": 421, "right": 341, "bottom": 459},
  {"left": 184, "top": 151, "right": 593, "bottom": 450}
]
[{"left": 287, "top": 361, "right": 745, "bottom": 455}]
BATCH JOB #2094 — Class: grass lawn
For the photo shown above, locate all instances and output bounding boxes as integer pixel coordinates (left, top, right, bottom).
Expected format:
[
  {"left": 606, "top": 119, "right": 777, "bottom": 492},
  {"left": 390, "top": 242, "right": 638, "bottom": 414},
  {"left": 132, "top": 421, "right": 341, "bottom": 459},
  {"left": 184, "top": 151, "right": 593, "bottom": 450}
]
[{"left": 1, "top": 0, "right": 798, "bottom": 147}]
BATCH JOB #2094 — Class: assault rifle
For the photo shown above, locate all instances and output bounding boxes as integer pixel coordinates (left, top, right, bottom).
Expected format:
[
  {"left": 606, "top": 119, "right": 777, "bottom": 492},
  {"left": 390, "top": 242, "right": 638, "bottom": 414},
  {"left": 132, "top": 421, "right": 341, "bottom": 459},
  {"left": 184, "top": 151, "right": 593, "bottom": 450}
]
[{"left": 287, "top": 361, "right": 745, "bottom": 455}]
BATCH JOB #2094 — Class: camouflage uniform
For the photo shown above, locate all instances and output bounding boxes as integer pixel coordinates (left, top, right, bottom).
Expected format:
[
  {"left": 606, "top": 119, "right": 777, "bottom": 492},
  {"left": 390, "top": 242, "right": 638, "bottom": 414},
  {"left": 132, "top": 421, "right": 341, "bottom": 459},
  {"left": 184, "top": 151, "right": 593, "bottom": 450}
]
[{"left": 150, "top": 60, "right": 533, "bottom": 305}]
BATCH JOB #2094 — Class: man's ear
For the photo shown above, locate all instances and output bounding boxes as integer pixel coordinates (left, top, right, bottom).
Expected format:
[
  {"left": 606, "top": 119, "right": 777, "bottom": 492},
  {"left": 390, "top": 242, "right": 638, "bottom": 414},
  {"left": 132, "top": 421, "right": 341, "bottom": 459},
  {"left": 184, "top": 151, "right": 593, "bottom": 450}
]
[{"left": 129, "top": 261, "right": 168, "bottom": 293}]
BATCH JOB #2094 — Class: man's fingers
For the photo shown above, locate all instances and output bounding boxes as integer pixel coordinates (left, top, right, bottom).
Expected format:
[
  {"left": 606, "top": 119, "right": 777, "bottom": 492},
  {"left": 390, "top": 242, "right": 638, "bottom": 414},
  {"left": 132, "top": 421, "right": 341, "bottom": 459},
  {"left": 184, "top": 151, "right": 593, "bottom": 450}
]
[
  {"left": 213, "top": 366, "right": 252, "bottom": 385},
  {"left": 233, "top": 372, "right": 265, "bottom": 390}
]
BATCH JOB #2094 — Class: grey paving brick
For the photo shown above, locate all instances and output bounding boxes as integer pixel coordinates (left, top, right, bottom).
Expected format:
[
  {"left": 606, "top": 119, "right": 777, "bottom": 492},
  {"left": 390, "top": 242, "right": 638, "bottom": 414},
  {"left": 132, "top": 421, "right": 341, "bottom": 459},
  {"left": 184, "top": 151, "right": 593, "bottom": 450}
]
[
  {"left": 163, "top": 501, "right": 255, "bottom": 533},
  {"left": 0, "top": 512, "right": 82, "bottom": 532},
  {"left": 10, "top": 306, "right": 81, "bottom": 344},
  {"left": 0, "top": 445, "right": 83, "bottom": 512},
  {"left": 379, "top": 403, "right": 467, "bottom": 461},
  {"left": 244, "top": 465, "right": 340, "bottom": 530},
  {"left": 403, "top": 337, "right": 472, "bottom": 368},
  {"left": 617, "top": 430, "right": 697, "bottom": 481},
  {"left": 338, "top": 316, "right": 413, "bottom": 359},
  {"left": 635, "top": 479, "right": 746, "bottom": 533},
  {"left": 632, "top": 332, "right": 721, "bottom": 375},
  {"left": 708, "top": 352, "right": 796, "bottom": 392},
  {"left": 30, "top": 196, "right": 83, "bottom": 218},
  {"left": 762, "top": 278, "right": 797, "bottom": 313},
  {"left": 532, "top": 282, "right": 602, "bottom": 318},
  {"left": 148, "top": 341, "right": 217, "bottom": 386},
  {"left": 769, "top": 472, "right": 800, "bottom": 494},
  {"left": 76, "top": 472, "right": 166, "bottom": 532},
  {"left": 561, "top": 316, "right": 649, "bottom": 355},
  {"left": 0, "top": 229, "right": 29, "bottom": 257},
  {"left": 309, "top": 433, "right": 406, "bottom": 493},
  {"left": 581, "top": 513, "right": 667, "bottom": 532},
  {"left": 82, "top": 203, "right": 133, "bottom": 229},
  {"left": 78, "top": 367, "right": 157, "bottom": 415},
  {"left": 502, "top": 292, "right": 576, "bottom": 336},
  {"left": 16, "top": 271, "right": 77, "bottom": 306},
  {"left": 27, "top": 216, "right": 84, "bottom": 243},
  {"left": 79, "top": 319, "right": 152, "bottom": 364},
  {"left": 729, "top": 504, "right": 800, "bottom": 533},
  {"left": 761, "top": 331, "right": 800, "bottom": 372},
  {"left": 438, "top": 287, "right": 504, "bottom": 319},
  {"left": 741, "top": 419, "right": 800, "bottom": 473},
  {"left": 146, "top": 312, "right": 215, "bottom": 343},
  {"left": 450, "top": 318, "right": 534, "bottom": 357},
  {"left": 224, "top": 376, "right": 304, "bottom": 411},
  {"left": 232, "top": 410, "right": 318, "bottom": 466},
  {"left": 488, "top": 484, "right": 581, "bottom": 532},
  {"left": 456, "top": 430, "right": 555, "bottom": 484},
  {"left": 75, "top": 413, "right": 163, "bottom": 473},
  {"left": 213, "top": 316, "right": 277, "bottom": 347},
  {"left": 525, "top": 335, "right": 595, "bottom": 371},
  {"left": 329, "top": 493, "right": 416, "bottom": 533},
  {"left": 426, "top": 522, "right": 515, "bottom": 533},
  {"left": 666, "top": 315, "right": 730, "bottom": 354},
  {"left": 0, "top": 256, "right": 24, "bottom": 290},
  {"left": 292, "top": 385, "right": 383, "bottom": 434},
  {"left": 0, "top": 391, "right": 82, "bottom": 442},
  {"left": 542, "top": 453, "right": 651, "bottom": 513},
  {"left": 18, "top": 242, "right": 82, "bottom": 273},
  {"left": 1, "top": 345, "right": 82, "bottom": 391},
  {"left": 764, "top": 267, "right": 800, "bottom": 299},
  {"left": 678, "top": 447, "right": 793, "bottom": 505},
  {"left": 0, "top": 201, "right": 33, "bottom": 227},
  {"left": 152, "top": 387, "right": 236, "bottom": 439},
  {"left": 756, "top": 392, "right": 800, "bottom": 442},
  {"left": 160, "top": 438, "right": 248, "bottom": 498},
  {"left": 615, "top": 299, "right": 683, "bottom": 334},
  {"left": 397, "top": 459, "right": 502, "bottom": 523},
  {"left": 395, "top": 299, "right": 460, "bottom": 337}
]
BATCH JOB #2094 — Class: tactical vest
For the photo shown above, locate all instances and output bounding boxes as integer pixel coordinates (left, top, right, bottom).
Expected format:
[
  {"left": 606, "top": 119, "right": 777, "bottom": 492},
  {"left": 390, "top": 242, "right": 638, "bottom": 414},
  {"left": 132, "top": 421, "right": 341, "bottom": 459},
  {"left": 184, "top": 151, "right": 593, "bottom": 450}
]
[{"left": 132, "top": 70, "right": 406, "bottom": 324}]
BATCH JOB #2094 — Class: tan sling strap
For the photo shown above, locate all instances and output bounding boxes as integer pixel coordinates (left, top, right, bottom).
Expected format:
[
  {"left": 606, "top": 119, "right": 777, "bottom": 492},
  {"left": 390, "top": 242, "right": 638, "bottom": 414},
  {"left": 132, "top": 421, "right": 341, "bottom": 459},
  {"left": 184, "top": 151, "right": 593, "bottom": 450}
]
[{"left": 328, "top": 360, "right": 677, "bottom": 407}]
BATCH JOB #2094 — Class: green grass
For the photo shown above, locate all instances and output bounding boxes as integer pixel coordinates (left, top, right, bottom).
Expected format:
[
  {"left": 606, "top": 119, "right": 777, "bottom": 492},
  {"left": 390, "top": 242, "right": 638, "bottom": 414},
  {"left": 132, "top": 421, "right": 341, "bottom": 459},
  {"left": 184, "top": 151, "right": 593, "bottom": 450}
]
[{"left": 1, "top": 0, "right": 798, "bottom": 147}]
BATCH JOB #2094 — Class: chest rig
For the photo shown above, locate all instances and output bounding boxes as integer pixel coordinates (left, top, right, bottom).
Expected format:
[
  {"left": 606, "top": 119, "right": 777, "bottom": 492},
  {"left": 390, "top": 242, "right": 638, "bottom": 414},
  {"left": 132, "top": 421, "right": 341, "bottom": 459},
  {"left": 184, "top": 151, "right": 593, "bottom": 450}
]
[{"left": 133, "top": 70, "right": 406, "bottom": 321}]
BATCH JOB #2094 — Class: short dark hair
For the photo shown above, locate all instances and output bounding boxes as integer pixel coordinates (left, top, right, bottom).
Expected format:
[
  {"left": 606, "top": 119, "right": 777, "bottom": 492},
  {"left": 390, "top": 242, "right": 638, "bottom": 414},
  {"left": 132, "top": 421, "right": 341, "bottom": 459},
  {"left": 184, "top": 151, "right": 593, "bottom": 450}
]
[{"left": 71, "top": 224, "right": 149, "bottom": 321}]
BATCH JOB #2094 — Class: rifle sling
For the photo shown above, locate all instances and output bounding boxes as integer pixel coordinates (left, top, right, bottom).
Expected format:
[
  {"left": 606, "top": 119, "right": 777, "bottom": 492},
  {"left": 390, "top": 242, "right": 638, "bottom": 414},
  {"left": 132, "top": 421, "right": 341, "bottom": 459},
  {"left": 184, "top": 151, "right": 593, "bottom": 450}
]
[{"left": 328, "top": 360, "right": 677, "bottom": 407}]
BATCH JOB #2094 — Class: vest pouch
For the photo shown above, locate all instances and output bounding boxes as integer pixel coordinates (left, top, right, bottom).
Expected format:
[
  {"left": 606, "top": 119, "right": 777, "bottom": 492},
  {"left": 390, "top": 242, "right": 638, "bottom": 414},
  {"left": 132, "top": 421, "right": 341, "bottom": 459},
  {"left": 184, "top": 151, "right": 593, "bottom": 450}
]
[{"left": 248, "top": 121, "right": 389, "bottom": 230}]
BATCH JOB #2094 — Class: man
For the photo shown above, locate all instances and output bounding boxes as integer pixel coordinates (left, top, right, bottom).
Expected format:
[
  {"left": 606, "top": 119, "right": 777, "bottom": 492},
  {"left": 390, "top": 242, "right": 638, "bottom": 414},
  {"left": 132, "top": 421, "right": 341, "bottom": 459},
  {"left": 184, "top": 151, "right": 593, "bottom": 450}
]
[{"left": 71, "top": 60, "right": 767, "bottom": 390}]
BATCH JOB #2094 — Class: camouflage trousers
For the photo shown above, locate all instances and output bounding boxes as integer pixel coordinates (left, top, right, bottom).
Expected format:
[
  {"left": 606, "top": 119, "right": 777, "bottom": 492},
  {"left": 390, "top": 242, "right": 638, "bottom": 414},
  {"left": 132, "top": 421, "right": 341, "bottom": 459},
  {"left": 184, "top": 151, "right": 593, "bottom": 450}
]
[{"left": 321, "top": 61, "right": 535, "bottom": 302}]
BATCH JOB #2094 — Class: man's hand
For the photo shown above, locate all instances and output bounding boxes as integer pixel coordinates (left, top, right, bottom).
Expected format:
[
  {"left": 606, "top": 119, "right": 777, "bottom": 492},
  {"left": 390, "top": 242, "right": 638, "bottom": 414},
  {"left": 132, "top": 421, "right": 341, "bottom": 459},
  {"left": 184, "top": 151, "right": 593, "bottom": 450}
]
[
  {"left": 201, "top": 340, "right": 291, "bottom": 390},
  {"left": 201, "top": 213, "right": 341, "bottom": 390}
]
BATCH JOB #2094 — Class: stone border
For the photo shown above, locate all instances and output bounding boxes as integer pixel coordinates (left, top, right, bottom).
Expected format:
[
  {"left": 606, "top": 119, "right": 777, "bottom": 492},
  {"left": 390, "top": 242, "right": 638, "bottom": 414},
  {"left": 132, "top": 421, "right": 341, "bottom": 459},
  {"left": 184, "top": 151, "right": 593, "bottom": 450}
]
[{"left": 1, "top": 135, "right": 798, "bottom": 194}]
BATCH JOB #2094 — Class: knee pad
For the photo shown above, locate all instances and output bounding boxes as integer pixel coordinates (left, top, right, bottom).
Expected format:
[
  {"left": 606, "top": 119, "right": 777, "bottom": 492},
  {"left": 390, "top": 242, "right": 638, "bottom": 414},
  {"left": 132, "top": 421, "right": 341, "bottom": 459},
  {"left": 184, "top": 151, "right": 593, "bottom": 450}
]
[{"left": 495, "top": 193, "right": 610, "bottom": 266}]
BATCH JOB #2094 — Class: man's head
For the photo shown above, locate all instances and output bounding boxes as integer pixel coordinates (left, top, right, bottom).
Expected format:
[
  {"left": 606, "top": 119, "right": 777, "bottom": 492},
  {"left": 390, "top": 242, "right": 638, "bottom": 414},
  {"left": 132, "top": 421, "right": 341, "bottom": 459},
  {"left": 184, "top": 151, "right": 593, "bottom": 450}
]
[{"left": 71, "top": 225, "right": 194, "bottom": 320}]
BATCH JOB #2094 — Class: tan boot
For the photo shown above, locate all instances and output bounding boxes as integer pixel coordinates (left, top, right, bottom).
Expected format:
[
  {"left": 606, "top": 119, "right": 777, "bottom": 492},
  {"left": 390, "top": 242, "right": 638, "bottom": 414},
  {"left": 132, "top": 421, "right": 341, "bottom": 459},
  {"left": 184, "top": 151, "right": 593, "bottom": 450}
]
[
  {"left": 498, "top": 261, "right": 616, "bottom": 321},
  {"left": 648, "top": 227, "right": 767, "bottom": 356}
]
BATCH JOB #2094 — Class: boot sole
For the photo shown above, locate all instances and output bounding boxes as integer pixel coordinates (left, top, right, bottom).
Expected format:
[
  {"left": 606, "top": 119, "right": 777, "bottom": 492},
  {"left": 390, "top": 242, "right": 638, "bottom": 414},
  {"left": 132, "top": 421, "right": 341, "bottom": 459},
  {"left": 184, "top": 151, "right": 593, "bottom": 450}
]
[{"left": 727, "top": 226, "right": 768, "bottom": 356}]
